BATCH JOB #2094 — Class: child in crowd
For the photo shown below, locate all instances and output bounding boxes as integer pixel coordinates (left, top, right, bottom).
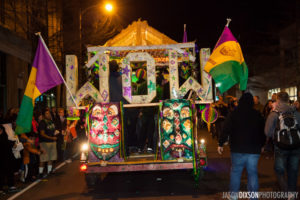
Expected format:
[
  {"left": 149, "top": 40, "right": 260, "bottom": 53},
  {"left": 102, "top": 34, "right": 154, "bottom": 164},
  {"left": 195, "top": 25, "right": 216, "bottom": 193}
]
[{"left": 20, "top": 132, "right": 42, "bottom": 182}]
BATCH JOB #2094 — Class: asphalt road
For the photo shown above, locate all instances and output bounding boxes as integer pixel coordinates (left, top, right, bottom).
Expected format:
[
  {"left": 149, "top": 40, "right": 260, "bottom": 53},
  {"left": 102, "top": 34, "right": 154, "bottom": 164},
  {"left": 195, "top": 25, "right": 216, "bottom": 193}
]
[{"left": 3, "top": 129, "right": 300, "bottom": 200}]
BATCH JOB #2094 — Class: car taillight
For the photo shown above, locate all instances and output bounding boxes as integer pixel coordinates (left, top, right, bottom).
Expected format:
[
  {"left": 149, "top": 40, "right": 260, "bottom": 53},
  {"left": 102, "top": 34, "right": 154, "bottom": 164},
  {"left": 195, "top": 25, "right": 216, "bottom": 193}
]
[
  {"left": 80, "top": 164, "right": 87, "bottom": 172},
  {"left": 199, "top": 158, "right": 206, "bottom": 166}
]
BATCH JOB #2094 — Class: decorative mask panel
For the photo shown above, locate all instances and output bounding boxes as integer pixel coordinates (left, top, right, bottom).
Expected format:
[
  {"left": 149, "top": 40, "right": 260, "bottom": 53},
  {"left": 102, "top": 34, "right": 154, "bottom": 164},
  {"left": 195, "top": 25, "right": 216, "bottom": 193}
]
[
  {"left": 89, "top": 103, "right": 121, "bottom": 161},
  {"left": 160, "top": 99, "right": 193, "bottom": 160}
]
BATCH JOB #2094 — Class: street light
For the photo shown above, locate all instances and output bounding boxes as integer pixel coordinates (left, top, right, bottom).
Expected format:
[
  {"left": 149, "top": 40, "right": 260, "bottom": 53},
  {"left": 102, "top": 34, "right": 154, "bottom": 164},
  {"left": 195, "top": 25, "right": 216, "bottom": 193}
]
[
  {"left": 79, "top": 2, "right": 114, "bottom": 67},
  {"left": 105, "top": 3, "right": 113, "bottom": 12}
]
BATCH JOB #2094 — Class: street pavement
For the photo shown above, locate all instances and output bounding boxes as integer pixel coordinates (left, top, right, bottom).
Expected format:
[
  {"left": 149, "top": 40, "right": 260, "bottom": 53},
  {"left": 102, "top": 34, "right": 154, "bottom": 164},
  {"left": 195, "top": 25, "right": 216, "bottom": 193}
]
[{"left": 2, "top": 129, "right": 300, "bottom": 200}]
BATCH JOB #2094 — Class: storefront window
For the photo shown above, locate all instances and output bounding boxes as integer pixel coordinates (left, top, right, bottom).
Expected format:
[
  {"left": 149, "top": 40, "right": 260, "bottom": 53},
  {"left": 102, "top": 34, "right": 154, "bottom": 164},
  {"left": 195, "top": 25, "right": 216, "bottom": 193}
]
[
  {"left": 284, "top": 86, "right": 297, "bottom": 101},
  {"left": 268, "top": 87, "right": 297, "bottom": 101},
  {"left": 268, "top": 88, "right": 280, "bottom": 100}
]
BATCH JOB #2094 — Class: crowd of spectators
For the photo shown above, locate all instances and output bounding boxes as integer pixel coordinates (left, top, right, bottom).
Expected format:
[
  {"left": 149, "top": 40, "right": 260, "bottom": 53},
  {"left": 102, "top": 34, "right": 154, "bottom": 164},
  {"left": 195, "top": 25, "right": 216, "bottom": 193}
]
[
  {"left": 215, "top": 92, "right": 300, "bottom": 200},
  {"left": 0, "top": 107, "right": 86, "bottom": 195}
]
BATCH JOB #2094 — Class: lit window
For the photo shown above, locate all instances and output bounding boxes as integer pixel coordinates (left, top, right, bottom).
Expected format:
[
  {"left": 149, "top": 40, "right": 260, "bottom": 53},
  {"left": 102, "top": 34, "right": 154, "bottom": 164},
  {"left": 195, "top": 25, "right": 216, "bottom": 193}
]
[
  {"left": 268, "top": 88, "right": 280, "bottom": 100},
  {"left": 284, "top": 86, "right": 297, "bottom": 101}
]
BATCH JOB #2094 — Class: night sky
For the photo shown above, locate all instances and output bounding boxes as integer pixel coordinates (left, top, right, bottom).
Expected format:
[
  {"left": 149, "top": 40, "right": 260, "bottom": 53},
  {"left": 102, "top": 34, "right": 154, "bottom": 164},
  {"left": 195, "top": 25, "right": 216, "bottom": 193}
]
[
  {"left": 83, "top": 0, "right": 296, "bottom": 76},
  {"left": 113, "top": 0, "right": 283, "bottom": 46}
]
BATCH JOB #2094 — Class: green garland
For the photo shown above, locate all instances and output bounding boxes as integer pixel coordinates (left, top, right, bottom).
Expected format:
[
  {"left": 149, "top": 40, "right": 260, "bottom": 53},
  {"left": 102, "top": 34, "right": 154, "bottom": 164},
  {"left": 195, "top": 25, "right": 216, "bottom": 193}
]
[
  {"left": 120, "top": 101, "right": 126, "bottom": 160},
  {"left": 155, "top": 101, "right": 163, "bottom": 160},
  {"left": 86, "top": 104, "right": 92, "bottom": 146},
  {"left": 66, "top": 116, "right": 80, "bottom": 121},
  {"left": 191, "top": 102, "right": 197, "bottom": 176},
  {"left": 191, "top": 102, "right": 202, "bottom": 187}
]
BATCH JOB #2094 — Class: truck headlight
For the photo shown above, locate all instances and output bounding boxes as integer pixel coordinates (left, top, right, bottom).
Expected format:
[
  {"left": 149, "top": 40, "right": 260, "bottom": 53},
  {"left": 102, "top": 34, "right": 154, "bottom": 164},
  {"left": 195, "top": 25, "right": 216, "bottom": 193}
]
[
  {"left": 81, "top": 143, "right": 89, "bottom": 151},
  {"left": 199, "top": 139, "right": 206, "bottom": 150}
]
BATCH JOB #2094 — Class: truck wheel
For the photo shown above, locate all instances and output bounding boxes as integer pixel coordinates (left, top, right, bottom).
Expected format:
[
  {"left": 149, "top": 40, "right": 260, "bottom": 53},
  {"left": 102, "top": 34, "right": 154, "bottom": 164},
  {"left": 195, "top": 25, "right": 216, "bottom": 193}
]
[{"left": 85, "top": 174, "right": 98, "bottom": 187}]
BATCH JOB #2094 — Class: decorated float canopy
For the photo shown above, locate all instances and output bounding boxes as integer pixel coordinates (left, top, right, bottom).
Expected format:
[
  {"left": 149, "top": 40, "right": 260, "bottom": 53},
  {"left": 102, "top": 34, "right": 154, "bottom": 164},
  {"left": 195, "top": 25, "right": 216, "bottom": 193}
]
[
  {"left": 66, "top": 20, "right": 213, "bottom": 106},
  {"left": 103, "top": 19, "right": 177, "bottom": 46}
]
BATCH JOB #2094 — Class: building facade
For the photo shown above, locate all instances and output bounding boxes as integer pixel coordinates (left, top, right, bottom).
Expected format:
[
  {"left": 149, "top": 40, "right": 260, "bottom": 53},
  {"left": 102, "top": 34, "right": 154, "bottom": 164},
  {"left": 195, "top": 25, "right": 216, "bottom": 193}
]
[{"left": 0, "top": 0, "right": 63, "bottom": 114}]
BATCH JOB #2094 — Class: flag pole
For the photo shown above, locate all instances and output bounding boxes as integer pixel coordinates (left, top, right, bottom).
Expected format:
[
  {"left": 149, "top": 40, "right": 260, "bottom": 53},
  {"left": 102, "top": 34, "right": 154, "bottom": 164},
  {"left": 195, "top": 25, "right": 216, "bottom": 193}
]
[
  {"left": 35, "top": 32, "right": 79, "bottom": 108},
  {"left": 183, "top": 24, "right": 187, "bottom": 43},
  {"left": 226, "top": 18, "right": 231, "bottom": 27},
  {"left": 213, "top": 19, "right": 232, "bottom": 51}
]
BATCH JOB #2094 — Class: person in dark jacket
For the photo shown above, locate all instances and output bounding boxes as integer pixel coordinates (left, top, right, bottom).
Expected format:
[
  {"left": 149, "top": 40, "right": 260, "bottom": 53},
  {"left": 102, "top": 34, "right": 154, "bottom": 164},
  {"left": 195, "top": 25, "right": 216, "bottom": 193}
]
[
  {"left": 38, "top": 110, "right": 57, "bottom": 177},
  {"left": 134, "top": 72, "right": 155, "bottom": 153},
  {"left": 253, "top": 95, "right": 264, "bottom": 114},
  {"left": 263, "top": 100, "right": 273, "bottom": 120},
  {"left": 109, "top": 60, "right": 123, "bottom": 102},
  {"left": 265, "top": 92, "right": 300, "bottom": 200},
  {"left": 0, "top": 125, "right": 18, "bottom": 193},
  {"left": 213, "top": 95, "right": 228, "bottom": 140},
  {"left": 50, "top": 107, "right": 58, "bottom": 122},
  {"left": 54, "top": 108, "right": 67, "bottom": 162},
  {"left": 218, "top": 92, "right": 266, "bottom": 200}
]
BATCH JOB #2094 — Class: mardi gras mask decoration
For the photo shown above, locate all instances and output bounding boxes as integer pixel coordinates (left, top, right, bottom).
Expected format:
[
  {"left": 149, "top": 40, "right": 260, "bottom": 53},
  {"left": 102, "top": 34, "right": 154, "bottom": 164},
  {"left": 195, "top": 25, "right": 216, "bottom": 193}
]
[
  {"left": 89, "top": 103, "right": 121, "bottom": 161},
  {"left": 160, "top": 99, "right": 193, "bottom": 160}
]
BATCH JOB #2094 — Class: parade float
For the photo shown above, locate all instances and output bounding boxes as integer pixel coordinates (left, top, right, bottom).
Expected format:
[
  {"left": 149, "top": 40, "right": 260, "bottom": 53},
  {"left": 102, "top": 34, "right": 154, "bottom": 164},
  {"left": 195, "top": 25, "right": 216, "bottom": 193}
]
[{"left": 65, "top": 20, "right": 213, "bottom": 186}]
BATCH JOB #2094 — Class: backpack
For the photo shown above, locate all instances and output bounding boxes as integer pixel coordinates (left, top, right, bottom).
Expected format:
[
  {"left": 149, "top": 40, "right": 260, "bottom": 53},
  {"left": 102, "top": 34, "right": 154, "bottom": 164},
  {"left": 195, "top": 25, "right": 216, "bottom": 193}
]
[{"left": 274, "top": 110, "right": 300, "bottom": 150}]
